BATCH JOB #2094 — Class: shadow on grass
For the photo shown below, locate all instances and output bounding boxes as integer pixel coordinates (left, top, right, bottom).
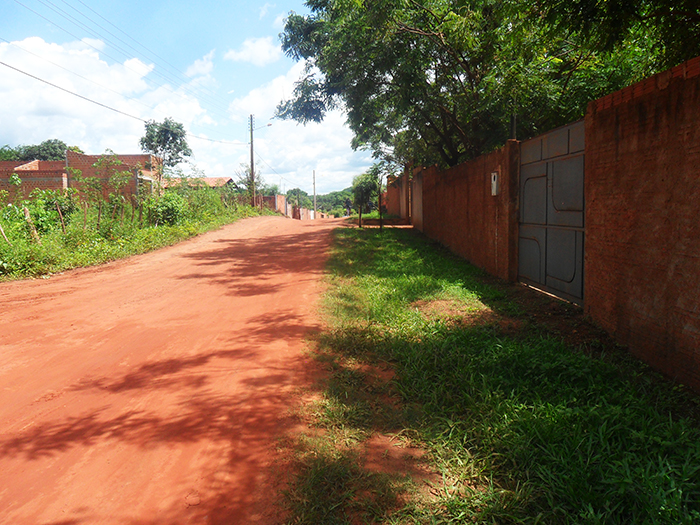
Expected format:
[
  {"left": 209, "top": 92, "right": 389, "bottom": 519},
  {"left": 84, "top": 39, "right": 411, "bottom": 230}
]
[{"left": 295, "top": 226, "right": 700, "bottom": 524}]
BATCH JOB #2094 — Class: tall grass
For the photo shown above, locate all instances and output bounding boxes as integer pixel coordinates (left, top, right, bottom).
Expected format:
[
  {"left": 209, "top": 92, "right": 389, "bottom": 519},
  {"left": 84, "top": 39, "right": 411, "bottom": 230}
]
[
  {"left": 301, "top": 227, "right": 700, "bottom": 524},
  {"left": 0, "top": 186, "right": 266, "bottom": 279}
]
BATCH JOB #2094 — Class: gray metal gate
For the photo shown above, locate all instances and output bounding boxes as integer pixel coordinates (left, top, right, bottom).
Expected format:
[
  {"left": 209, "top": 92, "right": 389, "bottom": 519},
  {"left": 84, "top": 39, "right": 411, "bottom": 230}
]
[{"left": 519, "top": 121, "right": 585, "bottom": 304}]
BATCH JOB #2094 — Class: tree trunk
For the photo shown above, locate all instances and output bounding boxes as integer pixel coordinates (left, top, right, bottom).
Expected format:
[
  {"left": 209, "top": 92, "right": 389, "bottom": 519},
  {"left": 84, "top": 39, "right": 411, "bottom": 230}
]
[
  {"left": 0, "top": 222, "right": 12, "bottom": 246},
  {"left": 56, "top": 202, "right": 66, "bottom": 235},
  {"left": 23, "top": 207, "right": 41, "bottom": 245}
]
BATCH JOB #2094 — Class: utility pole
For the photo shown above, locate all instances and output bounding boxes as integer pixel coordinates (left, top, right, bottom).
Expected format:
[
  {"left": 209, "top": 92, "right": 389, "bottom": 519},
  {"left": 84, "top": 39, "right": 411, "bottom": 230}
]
[
  {"left": 313, "top": 170, "right": 317, "bottom": 219},
  {"left": 249, "top": 114, "right": 255, "bottom": 207}
]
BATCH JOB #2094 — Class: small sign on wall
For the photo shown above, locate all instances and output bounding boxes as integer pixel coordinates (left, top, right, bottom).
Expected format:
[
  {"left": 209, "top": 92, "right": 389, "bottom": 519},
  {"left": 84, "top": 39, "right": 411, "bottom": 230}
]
[{"left": 491, "top": 171, "right": 499, "bottom": 196}]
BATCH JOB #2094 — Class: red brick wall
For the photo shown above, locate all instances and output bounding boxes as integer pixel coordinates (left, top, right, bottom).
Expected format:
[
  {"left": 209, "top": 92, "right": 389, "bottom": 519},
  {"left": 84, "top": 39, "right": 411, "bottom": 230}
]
[
  {"left": 386, "top": 176, "right": 402, "bottom": 217},
  {"left": 418, "top": 140, "right": 520, "bottom": 281},
  {"left": 66, "top": 151, "right": 146, "bottom": 199},
  {"left": 0, "top": 171, "right": 68, "bottom": 199},
  {"left": 585, "top": 56, "right": 700, "bottom": 388},
  {"left": 411, "top": 168, "right": 424, "bottom": 231}
]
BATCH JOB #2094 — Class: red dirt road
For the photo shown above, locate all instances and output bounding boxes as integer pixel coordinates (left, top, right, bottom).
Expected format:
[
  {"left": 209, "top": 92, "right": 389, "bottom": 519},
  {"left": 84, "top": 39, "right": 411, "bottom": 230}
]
[{"left": 0, "top": 216, "right": 340, "bottom": 525}]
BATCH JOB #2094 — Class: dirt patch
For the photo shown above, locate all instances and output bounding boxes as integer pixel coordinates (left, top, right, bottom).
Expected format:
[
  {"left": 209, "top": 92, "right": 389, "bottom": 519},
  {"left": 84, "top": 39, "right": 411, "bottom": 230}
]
[
  {"left": 362, "top": 433, "right": 439, "bottom": 499},
  {"left": 0, "top": 216, "right": 343, "bottom": 524},
  {"left": 412, "top": 298, "right": 523, "bottom": 334},
  {"left": 503, "top": 283, "right": 614, "bottom": 350}
]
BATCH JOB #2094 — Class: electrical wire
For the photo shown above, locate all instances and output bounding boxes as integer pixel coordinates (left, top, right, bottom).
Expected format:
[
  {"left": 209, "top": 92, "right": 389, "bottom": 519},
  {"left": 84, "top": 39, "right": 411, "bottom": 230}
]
[
  {"left": 2, "top": 1, "right": 275, "bottom": 152},
  {"left": 0, "top": 60, "right": 248, "bottom": 146},
  {"left": 12, "top": 0, "right": 233, "bottom": 117},
  {"left": 0, "top": 36, "right": 155, "bottom": 113},
  {"left": 0, "top": 59, "right": 146, "bottom": 122},
  {"left": 255, "top": 151, "right": 309, "bottom": 193}
]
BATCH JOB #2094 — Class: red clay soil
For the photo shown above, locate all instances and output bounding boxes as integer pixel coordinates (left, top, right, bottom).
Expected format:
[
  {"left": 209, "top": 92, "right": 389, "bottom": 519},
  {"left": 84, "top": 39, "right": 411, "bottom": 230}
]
[{"left": 0, "top": 215, "right": 341, "bottom": 525}]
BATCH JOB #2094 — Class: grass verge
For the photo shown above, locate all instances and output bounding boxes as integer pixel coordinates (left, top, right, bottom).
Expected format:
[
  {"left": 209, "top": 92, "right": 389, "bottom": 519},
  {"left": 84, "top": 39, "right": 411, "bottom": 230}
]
[
  {"left": 282, "top": 226, "right": 700, "bottom": 524},
  {"left": 0, "top": 204, "right": 265, "bottom": 280}
]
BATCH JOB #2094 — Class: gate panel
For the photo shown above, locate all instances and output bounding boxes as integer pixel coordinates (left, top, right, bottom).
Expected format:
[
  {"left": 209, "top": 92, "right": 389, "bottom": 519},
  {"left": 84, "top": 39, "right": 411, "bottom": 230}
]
[
  {"left": 549, "top": 156, "right": 584, "bottom": 228},
  {"left": 519, "top": 121, "right": 585, "bottom": 304},
  {"left": 519, "top": 225, "right": 546, "bottom": 283},
  {"left": 520, "top": 163, "right": 547, "bottom": 225}
]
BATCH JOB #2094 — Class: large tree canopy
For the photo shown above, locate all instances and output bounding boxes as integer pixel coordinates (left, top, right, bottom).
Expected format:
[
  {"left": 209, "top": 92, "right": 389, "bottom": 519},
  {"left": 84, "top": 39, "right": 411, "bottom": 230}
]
[
  {"left": 139, "top": 118, "right": 192, "bottom": 168},
  {"left": 276, "top": 0, "right": 687, "bottom": 168},
  {"left": 0, "top": 139, "right": 69, "bottom": 161},
  {"left": 536, "top": 0, "right": 700, "bottom": 69}
]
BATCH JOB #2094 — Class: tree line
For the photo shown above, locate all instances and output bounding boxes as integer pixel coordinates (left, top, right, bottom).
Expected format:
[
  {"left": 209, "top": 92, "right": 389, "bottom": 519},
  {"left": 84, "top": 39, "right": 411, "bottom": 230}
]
[{"left": 276, "top": 0, "right": 699, "bottom": 170}]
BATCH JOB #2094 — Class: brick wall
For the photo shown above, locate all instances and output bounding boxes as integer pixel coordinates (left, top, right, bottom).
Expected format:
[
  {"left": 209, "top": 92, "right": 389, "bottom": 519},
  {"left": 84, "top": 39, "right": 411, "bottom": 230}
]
[
  {"left": 585, "top": 56, "right": 700, "bottom": 388},
  {"left": 386, "top": 176, "right": 402, "bottom": 217},
  {"left": 0, "top": 163, "right": 68, "bottom": 200},
  {"left": 417, "top": 140, "right": 520, "bottom": 282},
  {"left": 66, "top": 150, "right": 156, "bottom": 199},
  {"left": 0, "top": 171, "right": 68, "bottom": 195},
  {"left": 411, "top": 168, "right": 424, "bottom": 231}
]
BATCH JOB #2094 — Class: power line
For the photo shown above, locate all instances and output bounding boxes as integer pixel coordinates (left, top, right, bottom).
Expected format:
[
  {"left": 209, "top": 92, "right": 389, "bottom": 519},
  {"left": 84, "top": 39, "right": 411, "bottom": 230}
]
[
  {"left": 0, "top": 59, "right": 250, "bottom": 147},
  {"left": 12, "top": 0, "right": 233, "bottom": 117},
  {"left": 189, "top": 135, "right": 247, "bottom": 146},
  {"left": 255, "top": 151, "right": 308, "bottom": 193},
  {"left": 51, "top": 0, "right": 230, "bottom": 114},
  {"left": 66, "top": 0, "right": 204, "bottom": 92},
  {"left": 0, "top": 60, "right": 146, "bottom": 122},
  {"left": 0, "top": 36, "right": 155, "bottom": 113},
  {"left": 2, "top": 2, "right": 258, "bottom": 148}
]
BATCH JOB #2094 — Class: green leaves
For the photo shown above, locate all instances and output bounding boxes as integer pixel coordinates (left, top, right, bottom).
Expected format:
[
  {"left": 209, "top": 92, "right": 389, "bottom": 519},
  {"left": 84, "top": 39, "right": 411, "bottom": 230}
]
[
  {"left": 139, "top": 118, "right": 192, "bottom": 168},
  {"left": 321, "top": 227, "right": 700, "bottom": 523},
  {"left": 278, "top": 0, "right": 667, "bottom": 168}
]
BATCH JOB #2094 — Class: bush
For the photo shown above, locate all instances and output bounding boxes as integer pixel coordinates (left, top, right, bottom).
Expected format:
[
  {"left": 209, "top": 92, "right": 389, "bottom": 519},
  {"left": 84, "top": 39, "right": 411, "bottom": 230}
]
[
  {"left": 0, "top": 183, "right": 264, "bottom": 280},
  {"left": 146, "top": 191, "right": 187, "bottom": 226}
]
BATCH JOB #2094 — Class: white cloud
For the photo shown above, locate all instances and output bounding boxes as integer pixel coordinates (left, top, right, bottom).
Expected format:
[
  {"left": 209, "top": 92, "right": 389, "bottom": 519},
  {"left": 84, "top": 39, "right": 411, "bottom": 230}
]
[
  {"left": 0, "top": 37, "right": 369, "bottom": 193},
  {"left": 225, "top": 63, "right": 371, "bottom": 193},
  {"left": 227, "top": 60, "right": 303, "bottom": 119},
  {"left": 259, "top": 3, "right": 275, "bottom": 19},
  {"left": 185, "top": 50, "right": 215, "bottom": 78},
  {"left": 273, "top": 14, "right": 287, "bottom": 30},
  {"left": 224, "top": 37, "right": 282, "bottom": 67},
  {"left": 0, "top": 37, "right": 203, "bottom": 156}
]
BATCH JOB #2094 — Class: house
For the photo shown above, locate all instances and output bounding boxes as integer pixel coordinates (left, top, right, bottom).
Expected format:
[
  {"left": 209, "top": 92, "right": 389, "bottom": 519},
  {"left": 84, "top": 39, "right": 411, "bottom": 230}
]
[
  {"left": 0, "top": 151, "right": 162, "bottom": 201},
  {"left": 164, "top": 177, "right": 234, "bottom": 188}
]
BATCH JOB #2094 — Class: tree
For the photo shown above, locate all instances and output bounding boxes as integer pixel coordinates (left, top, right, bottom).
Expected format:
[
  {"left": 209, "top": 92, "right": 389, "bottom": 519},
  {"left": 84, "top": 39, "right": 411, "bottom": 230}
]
[
  {"left": 0, "top": 145, "right": 17, "bottom": 161},
  {"left": 316, "top": 187, "right": 353, "bottom": 216},
  {"left": 352, "top": 170, "right": 379, "bottom": 227},
  {"left": 233, "top": 163, "right": 264, "bottom": 199},
  {"left": 286, "top": 188, "right": 312, "bottom": 209},
  {"left": 276, "top": 0, "right": 656, "bottom": 169},
  {"left": 259, "top": 182, "right": 280, "bottom": 196},
  {"left": 532, "top": 0, "right": 700, "bottom": 69},
  {"left": 93, "top": 150, "right": 132, "bottom": 222},
  {"left": 139, "top": 118, "right": 192, "bottom": 168},
  {"left": 1, "top": 141, "right": 83, "bottom": 161},
  {"left": 15, "top": 139, "right": 67, "bottom": 161}
]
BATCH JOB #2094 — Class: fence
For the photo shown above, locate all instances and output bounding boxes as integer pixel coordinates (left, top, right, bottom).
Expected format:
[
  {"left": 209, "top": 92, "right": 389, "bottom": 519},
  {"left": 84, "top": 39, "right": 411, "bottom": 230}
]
[{"left": 408, "top": 56, "right": 700, "bottom": 391}]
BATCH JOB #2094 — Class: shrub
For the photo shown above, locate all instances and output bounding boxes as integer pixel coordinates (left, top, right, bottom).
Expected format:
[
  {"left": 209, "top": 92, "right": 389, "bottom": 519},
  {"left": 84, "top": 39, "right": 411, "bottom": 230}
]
[{"left": 146, "top": 191, "right": 187, "bottom": 226}]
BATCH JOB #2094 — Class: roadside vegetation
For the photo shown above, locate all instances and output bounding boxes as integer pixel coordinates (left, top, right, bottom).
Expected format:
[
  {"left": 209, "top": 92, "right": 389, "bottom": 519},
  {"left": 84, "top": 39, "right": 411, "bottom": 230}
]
[
  {"left": 283, "top": 227, "right": 700, "bottom": 524},
  {"left": 0, "top": 165, "right": 268, "bottom": 280}
]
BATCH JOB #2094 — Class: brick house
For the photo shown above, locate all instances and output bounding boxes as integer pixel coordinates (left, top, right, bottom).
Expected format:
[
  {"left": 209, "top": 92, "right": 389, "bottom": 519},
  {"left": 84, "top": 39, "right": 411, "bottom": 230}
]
[
  {"left": 164, "top": 177, "right": 234, "bottom": 188},
  {"left": 0, "top": 151, "right": 162, "bottom": 201}
]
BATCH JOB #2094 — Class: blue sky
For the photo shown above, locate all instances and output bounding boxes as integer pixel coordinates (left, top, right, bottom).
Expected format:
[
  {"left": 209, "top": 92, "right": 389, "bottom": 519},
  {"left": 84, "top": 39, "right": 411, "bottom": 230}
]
[{"left": 0, "top": 0, "right": 372, "bottom": 194}]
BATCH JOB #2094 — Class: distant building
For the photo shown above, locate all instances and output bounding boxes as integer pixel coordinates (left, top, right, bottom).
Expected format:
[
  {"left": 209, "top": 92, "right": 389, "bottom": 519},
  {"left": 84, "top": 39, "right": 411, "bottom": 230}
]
[
  {"left": 0, "top": 151, "right": 162, "bottom": 201},
  {"left": 164, "top": 177, "right": 234, "bottom": 188}
]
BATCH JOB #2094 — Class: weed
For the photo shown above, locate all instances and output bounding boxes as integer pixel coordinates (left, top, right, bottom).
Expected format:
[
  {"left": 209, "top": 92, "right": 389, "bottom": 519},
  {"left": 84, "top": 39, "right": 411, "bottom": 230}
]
[{"left": 285, "top": 227, "right": 700, "bottom": 524}]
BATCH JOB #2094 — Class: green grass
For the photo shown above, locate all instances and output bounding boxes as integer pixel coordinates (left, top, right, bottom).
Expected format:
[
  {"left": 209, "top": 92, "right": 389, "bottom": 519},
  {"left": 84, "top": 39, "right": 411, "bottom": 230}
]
[
  {"left": 283, "top": 227, "right": 700, "bottom": 524},
  {"left": 0, "top": 202, "right": 265, "bottom": 279},
  {"left": 351, "top": 210, "right": 402, "bottom": 221}
]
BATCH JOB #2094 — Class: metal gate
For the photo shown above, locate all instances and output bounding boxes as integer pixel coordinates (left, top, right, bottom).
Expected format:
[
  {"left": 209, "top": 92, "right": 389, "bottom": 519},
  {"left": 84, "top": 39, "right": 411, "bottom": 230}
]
[{"left": 518, "top": 121, "right": 585, "bottom": 304}]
